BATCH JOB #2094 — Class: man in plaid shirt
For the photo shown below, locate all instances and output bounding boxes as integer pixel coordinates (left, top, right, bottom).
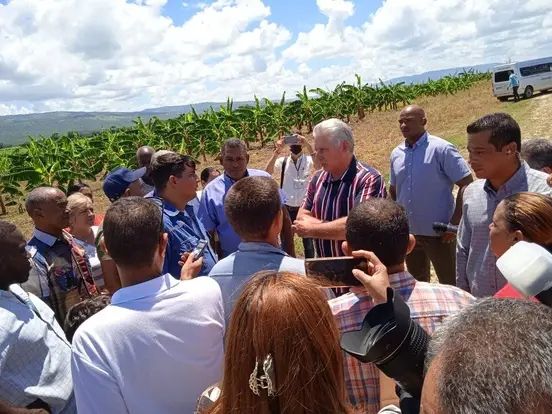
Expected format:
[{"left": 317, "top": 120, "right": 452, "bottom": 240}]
[{"left": 329, "top": 198, "right": 474, "bottom": 412}]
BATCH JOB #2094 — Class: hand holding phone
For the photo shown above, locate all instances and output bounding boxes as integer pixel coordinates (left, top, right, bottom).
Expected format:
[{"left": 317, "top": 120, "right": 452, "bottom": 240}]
[{"left": 283, "top": 134, "right": 300, "bottom": 145}]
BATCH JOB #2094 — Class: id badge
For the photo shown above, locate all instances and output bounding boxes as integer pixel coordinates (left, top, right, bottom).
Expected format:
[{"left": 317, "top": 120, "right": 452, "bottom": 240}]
[{"left": 293, "top": 178, "right": 306, "bottom": 190}]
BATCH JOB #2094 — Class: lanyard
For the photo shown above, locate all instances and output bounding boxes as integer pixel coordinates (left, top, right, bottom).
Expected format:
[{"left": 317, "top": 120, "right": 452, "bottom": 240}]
[{"left": 291, "top": 156, "right": 303, "bottom": 175}]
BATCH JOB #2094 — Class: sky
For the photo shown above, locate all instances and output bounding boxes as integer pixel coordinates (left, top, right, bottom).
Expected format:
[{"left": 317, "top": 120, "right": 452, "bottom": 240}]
[{"left": 0, "top": 0, "right": 551, "bottom": 115}]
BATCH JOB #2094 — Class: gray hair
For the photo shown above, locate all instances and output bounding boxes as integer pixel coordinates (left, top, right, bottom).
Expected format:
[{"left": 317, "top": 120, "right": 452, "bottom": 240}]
[
  {"left": 426, "top": 298, "right": 552, "bottom": 414},
  {"left": 25, "top": 186, "right": 62, "bottom": 215},
  {"left": 521, "top": 138, "right": 552, "bottom": 171},
  {"left": 221, "top": 138, "right": 248, "bottom": 157},
  {"left": 313, "top": 118, "right": 354, "bottom": 152}
]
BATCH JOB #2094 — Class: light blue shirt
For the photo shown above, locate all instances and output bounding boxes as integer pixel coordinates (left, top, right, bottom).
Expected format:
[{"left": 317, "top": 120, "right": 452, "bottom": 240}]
[
  {"left": 208, "top": 241, "right": 305, "bottom": 323},
  {"left": 390, "top": 133, "right": 471, "bottom": 236},
  {"left": 0, "top": 285, "right": 76, "bottom": 413},
  {"left": 509, "top": 73, "right": 520, "bottom": 87},
  {"left": 146, "top": 196, "right": 217, "bottom": 277},
  {"left": 456, "top": 162, "right": 552, "bottom": 297},
  {"left": 198, "top": 169, "right": 283, "bottom": 257}
]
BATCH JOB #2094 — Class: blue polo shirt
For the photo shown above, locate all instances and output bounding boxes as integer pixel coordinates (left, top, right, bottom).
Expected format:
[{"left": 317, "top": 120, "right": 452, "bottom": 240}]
[
  {"left": 390, "top": 133, "right": 471, "bottom": 236},
  {"left": 147, "top": 196, "right": 217, "bottom": 278},
  {"left": 198, "top": 169, "right": 283, "bottom": 258},
  {"left": 208, "top": 241, "right": 305, "bottom": 323}
]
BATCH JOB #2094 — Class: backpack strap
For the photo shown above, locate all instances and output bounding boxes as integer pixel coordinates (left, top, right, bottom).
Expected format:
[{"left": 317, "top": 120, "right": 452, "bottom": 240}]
[{"left": 280, "top": 156, "right": 288, "bottom": 189}]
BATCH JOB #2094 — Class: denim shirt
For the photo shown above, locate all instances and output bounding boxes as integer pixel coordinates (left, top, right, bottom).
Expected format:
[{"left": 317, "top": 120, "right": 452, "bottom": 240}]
[{"left": 147, "top": 196, "right": 217, "bottom": 278}]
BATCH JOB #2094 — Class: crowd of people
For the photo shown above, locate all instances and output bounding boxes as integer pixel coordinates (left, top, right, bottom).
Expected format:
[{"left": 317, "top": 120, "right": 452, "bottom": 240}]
[{"left": 1, "top": 108, "right": 552, "bottom": 414}]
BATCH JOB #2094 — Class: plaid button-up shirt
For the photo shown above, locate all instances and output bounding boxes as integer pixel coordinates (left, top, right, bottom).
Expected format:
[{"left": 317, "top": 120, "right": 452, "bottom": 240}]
[
  {"left": 302, "top": 156, "right": 386, "bottom": 257},
  {"left": 329, "top": 271, "right": 475, "bottom": 413}
]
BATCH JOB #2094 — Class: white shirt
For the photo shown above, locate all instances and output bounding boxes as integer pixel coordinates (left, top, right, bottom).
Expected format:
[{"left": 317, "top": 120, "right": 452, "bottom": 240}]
[
  {"left": 71, "top": 274, "right": 225, "bottom": 414},
  {"left": 0, "top": 285, "right": 75, "bottom": 413},
  {"left": 73, "top": 226, "right": 103, "bottom": 289},
  {"left": 274, "top": 154, "right": 314, "bottom": 207}
]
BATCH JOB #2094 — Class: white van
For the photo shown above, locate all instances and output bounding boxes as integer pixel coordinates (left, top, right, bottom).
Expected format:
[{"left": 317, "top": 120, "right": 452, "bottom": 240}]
[{"left": 492, "top": 57, "right": 552, "bottom": 101}]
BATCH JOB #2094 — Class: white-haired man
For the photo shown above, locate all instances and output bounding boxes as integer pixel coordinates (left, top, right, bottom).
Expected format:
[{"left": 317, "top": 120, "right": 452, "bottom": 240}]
[{"left": 293, "top": 118, "right": 387, "bottom": 257}]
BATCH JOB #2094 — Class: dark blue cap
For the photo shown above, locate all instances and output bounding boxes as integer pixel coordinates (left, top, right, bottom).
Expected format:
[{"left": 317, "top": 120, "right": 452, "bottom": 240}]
[{"left": 103, "top": 167, "right": 146, "bottom": 202}]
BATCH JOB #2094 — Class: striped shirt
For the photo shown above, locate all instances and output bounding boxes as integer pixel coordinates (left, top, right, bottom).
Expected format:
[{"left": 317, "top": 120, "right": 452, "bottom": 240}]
[
  {"left": 329, "top": 271, "right": 475, "bottom": 412},
  {"left": 302, "top": 156, "right": 386, "bottom": 257},
  {"left": 456, "top": 161, "right": 552, "bottom": 297}
]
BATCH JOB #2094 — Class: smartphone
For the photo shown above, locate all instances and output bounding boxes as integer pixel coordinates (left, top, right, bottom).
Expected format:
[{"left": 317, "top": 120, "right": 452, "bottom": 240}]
[
  {"left": 191, "top": 240, "right": 208, "bottom": 260},
  {"left": 304, "top": 257, "right": 367, "bottom": 287},
  {"left": 284, "top": 134, "right": 299, "bottom": 145}
]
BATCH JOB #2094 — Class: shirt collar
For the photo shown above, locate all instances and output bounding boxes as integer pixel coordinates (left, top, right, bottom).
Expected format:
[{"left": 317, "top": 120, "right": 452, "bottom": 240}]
[
  {"left": 483, "top": 161, "right": 529, "bottom": 195},
  {"left": 405, "top": 132, "right": 428, "bottom": 149},
  {"left": 349, "top": 270, "right": 416, "bottom": 297},
  {"left": 111, "top": 273, "right": 180, "bottom": 305},
  {"left": 224, "top": 169, "right": 250, "bottom": 185},
  {"left": 237, "top": 241, "right": 287, "bottom": 255},
  {"left": 32, "top": 229, "right": 59, "bottom": 247},
  {"left": 324, "top": 156, "right": 357, "bottom": 186}
]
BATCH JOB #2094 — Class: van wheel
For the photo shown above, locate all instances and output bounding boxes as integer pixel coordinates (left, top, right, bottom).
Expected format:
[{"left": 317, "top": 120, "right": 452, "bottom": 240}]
[
  {"left": 498, "top": 97, "right": 508, "bottom": 102},
  {"left": 524, "top": 86, "right": 534, "bottom": 99}
]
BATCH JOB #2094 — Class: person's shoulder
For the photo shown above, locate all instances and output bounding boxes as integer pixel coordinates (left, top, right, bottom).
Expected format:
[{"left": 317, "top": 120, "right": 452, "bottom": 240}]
[
  {"left": 248, "top": 168, "right": 271, "bottom": 178},
  {"left": 427, "top": 134, "right": 456, "bottom": 149},
  {"left": 357, "top": 160, "right": 383, "bottom": 178},
  {"left": 280, "top": 256, "right": 306, "bottom": 275},
  {"left": 208, "top": 254, "right": 236, "bottom": 276},
  {"left": 71, "top": 306, "right": 115, "bottom": 352},
  {"left": 181, "top": 276, "right": 222, "bottom": 298},
  {"left": 526, "top": 167, "right": 552, "bottom": 195},
  {"left": 203, "top": 174, "right": 225, "bottom": 194},
  {"left": 463, "top": 178, "right": 486, "bottom": 196},
  {"left": 412, "top": 281, "right": 476, "bottom": 310}
]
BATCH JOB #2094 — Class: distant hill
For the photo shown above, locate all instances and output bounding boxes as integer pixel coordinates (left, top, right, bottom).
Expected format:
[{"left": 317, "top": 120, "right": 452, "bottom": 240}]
[{"left": 0, "top": 63, "right": 498, "bottom": 147}]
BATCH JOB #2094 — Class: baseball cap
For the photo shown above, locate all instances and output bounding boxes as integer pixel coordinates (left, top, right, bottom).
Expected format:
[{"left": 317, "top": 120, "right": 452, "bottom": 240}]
[{"left": 103, "top": 167, "right": 146, "bottom": 202}]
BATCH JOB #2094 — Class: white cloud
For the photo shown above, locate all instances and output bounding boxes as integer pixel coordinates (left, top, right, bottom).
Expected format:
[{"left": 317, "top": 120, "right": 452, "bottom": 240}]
[{"left": 0, "top": 0, "right": 551, "bottom": 116}]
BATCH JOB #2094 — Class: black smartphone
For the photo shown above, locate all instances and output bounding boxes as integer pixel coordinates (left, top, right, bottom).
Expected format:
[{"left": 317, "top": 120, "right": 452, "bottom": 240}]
[
  {"left": 191, "top": 240, "right": 208, "bottom": 260},
  {"left": 304, "top": 257, "right": 368, "bottom": 287},
  {"left": 284, "top": 134, "right": 299, "bottom": 145}
]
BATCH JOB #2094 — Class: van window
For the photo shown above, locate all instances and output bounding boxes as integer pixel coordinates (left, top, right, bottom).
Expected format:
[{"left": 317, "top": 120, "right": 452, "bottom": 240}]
[
  {"left": 520, "top": 63, "right": 552, "bottom": 77},
  {"left": 494, "top": 70, "right": 512, "bottom": 83}
]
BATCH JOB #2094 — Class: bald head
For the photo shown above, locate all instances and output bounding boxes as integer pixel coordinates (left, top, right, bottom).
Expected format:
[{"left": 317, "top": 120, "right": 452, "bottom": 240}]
[
  {"left": 25, "top": 187, "right": 69, "bottom": 234},
  {"left": 399, "top": 105, "right": 427, "bottom": 142},
  {"left": 136, "top": 146, "right": 155, "bottom": 169}
]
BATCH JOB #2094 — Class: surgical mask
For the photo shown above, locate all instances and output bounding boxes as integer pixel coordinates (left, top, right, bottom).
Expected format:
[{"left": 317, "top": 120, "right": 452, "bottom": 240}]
[{"left": 289, "top": 145, "right": 302, "bottom": 155}]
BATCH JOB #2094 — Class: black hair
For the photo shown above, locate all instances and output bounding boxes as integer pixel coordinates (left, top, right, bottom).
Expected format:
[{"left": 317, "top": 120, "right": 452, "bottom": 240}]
[
  {"left": 466, "top": 113, "right": 521, "bottom": 151},
  {"left": 150, "top": 152, "right": 196, "bottom": 191},
  {"left": 346, "top": 199, "right": 410, "bottom": 267},
  {"left": 67, "top": 182, "right": 91, "bottom": 197},
  {"left": 103, "top": 197, "right": 163, "bottom": 268},
  {"left": 224, "top": 176, "right": 281, "bottom": 240},
  {"left": 63, "top": 295, "right": 111, "bottom": 342}
]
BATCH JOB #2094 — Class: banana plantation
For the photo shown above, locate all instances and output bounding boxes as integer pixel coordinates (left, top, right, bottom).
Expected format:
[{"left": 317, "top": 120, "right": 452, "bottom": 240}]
[{"left": 0, "top": 71, "right": 490, "bottom": 213}]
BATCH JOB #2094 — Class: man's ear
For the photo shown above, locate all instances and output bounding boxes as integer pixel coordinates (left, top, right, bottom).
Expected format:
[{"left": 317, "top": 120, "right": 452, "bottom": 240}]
[
  {"left": 504, "top": 142, "right": 517, "bottom": 156},
  {"left": 245, "top": 153, "right": 250, "bottom": 164},
  {"left": 158, "top": 232, "right": 168, "bottom": 258},
  {"left": 512, "top": 229, "right": 525, "bottom": 242},
  {"left": 406, "top": 234, "right": 416, "bottom": 255},
  {"left": 342, "top": 241, "right": 352, "bottom": 256}
]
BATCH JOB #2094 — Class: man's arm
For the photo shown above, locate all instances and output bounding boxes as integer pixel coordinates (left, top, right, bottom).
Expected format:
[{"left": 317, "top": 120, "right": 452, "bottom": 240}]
[
  {"left": 449, "top": 175, "right": 474, "bottom": 226},
  {"left": 455, "top": 207, "right": 471, "bottom": 293},
  {"left": 264, "top": 139, "right": 284, "bottom": 175},
  {"left": 293, "top": 209, "right": 346, "bottom": 241},
  {"left": 280, "top": 206, "right": 295, "bottom": 257}
]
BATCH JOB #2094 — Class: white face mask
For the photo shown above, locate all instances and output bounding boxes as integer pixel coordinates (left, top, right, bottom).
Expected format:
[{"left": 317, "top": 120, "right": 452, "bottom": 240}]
[{"left": 497, "top": 241, "right": 552, "bottom": 296}]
